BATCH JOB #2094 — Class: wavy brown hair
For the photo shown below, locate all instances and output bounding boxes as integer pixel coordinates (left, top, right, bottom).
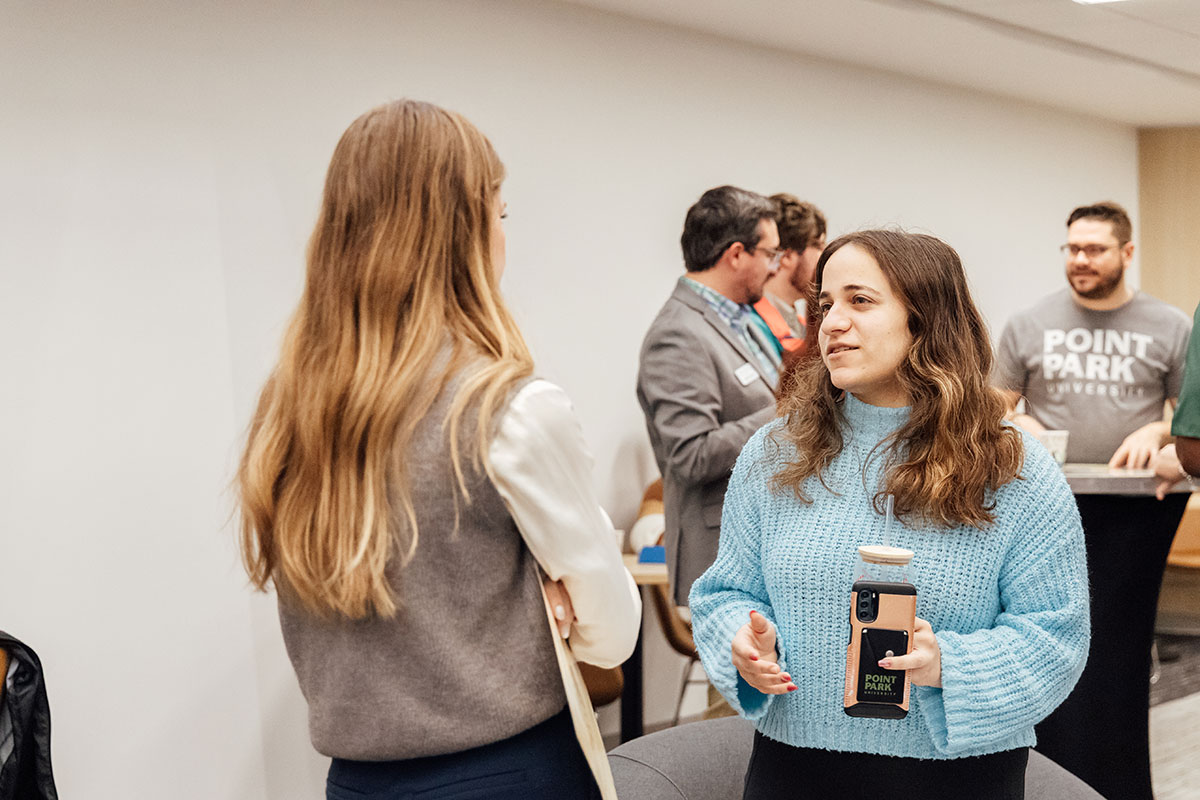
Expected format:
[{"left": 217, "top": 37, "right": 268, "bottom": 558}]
[
  {"left": 773, "top": 230, "right": 1023, "bottom": 528},
  {"left": 237, "top": 100, "right": 532, "bottom": 619}
]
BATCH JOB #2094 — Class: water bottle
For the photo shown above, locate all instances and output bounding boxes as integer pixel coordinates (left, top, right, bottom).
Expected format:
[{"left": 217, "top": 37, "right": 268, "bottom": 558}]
[{"left": 854, "top": 545, "right": 914, "bottom": 585}]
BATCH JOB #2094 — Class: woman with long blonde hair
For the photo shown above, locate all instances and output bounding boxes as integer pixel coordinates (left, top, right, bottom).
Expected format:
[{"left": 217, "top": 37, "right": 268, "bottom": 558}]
[
  {"left": 237, "top": 99, "right": 639, "bottom": 799},
  {"left": 690, "top": 230, "right": 1090, "bottom": 798}
]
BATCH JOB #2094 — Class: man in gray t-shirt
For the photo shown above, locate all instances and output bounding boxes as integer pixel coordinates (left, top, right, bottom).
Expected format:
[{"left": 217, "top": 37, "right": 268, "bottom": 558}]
[
  {"left": 996, "top": 289, "right": 1191, "bottom": 464},
  {"left": 996, "top": 203, "right": 1191, "bottom": 465},
  {"left": 995, "top": 201, "right": 1192, "bottom": 800}
]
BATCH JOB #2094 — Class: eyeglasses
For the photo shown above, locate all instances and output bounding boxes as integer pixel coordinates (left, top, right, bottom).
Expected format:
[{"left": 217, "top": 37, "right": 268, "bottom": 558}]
[
  {"left": 1060, "top": 243, "right": 1117, "bottom": 259},
  {"left": 747, "top": 243, "right": 784, "bottom": 268}
]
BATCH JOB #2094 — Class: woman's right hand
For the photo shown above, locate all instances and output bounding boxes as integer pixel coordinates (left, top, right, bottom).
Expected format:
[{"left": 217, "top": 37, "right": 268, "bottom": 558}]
[
  {"left": 731, "top": 610, "right": 796, "bottom": 694},
  {"left": 543, "top": 578, "right": 574, "bottom": 638}
]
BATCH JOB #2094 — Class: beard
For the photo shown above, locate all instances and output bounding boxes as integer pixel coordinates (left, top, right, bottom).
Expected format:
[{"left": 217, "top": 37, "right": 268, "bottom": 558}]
[
  {"left": 789, "top": 265, "right": 813, "bottom": 295},
  {"left": 1069, "top": 266, "right": 1124, "bottom": 300}
]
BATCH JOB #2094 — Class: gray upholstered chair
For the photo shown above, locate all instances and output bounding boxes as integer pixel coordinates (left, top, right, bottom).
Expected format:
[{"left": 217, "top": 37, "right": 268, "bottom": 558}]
[{"left": 608, "top": 716, "right": 1104, "bottom": 799}]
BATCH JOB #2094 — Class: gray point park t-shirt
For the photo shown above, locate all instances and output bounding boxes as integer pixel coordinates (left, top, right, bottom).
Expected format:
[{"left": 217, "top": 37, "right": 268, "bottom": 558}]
[{"left": 995, "top": 289, "right": 1192, "bottom": 464}]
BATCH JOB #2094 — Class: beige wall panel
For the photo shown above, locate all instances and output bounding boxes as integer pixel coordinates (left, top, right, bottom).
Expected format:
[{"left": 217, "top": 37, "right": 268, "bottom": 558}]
[{"left": 1138, "top": 128, "right": 1200, "bottom": 317}]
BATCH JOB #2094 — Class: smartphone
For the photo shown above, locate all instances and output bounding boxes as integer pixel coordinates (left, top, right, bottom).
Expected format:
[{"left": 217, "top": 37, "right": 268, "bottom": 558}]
[{"left": 843, "top": 580, "right": 916, "bottom": 719}]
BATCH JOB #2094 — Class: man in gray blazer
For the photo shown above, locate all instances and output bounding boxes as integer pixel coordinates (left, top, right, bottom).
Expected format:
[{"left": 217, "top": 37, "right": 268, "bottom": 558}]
[{"left": 637, "top": 186, "right": 783, "bottom": 607}]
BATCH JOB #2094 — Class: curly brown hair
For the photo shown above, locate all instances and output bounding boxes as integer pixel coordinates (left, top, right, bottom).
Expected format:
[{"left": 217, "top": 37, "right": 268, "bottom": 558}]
[{"left": 772, "top": 230, "right": 1024, "bottom": 529}]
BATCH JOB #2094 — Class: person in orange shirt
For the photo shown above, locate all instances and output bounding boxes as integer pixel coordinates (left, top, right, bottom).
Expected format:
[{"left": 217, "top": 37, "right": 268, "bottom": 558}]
[{"left": 753, "top": 194, "right": 827, "bottom": 356}]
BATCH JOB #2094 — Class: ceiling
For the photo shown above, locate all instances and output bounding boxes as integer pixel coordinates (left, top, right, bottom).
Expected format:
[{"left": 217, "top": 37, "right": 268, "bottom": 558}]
[{"left": 555, "top": 0, "right": 1200, "bottom": 126}]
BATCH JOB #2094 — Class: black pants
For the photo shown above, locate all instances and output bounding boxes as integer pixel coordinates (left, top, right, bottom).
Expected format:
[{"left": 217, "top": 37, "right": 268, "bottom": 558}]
[
  {"left": 325, "top": 707, "right": 598, "bottom": 800},
  {"left": 743, "top": 732, "right": 1028, "bottom": 799},
  {"left": 1035, "top": 493, "right": 1188, "bottom": 800}
]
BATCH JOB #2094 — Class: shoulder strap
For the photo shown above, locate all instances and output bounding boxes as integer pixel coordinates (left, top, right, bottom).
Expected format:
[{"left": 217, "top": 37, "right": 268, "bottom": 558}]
[{"left": 541, "top": 582, "right": 619, "bottom": 799}]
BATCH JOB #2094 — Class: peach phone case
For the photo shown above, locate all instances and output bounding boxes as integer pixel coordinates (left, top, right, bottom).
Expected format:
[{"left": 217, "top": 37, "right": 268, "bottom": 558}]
[{"left": 843, "top": 582, "right": 916, "bottom": 718}]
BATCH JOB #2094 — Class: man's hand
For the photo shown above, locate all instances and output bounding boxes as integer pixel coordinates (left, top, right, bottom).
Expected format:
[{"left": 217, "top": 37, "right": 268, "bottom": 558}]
[
  {"left": 1109, "top": 421, "right": 1170, "bottom": 469},
  {"left": 1152, "top": 443, "right": 1183, "bottom": 501},
  {"left": 731, "top": 610, "right": 796, "bottom": 695},
  {"left": 878, "top": 617, "right": 942, "bottom": 688}
]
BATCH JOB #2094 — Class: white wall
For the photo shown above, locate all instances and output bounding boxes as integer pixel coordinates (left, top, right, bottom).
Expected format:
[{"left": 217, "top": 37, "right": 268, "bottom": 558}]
[{"left": 0, "top": 2, "right": 1136, "bottom": 798}]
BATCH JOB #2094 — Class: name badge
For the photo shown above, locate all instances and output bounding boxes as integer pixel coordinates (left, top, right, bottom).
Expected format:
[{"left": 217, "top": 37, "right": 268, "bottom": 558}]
[{"left": 735, "top": 362, "right": 759, "bottom": 386}]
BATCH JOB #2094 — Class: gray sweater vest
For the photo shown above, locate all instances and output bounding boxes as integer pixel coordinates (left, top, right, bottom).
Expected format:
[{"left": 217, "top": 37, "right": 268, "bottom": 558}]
[{"left": 278, "top": 374, "right": 565, "bottom": 761}]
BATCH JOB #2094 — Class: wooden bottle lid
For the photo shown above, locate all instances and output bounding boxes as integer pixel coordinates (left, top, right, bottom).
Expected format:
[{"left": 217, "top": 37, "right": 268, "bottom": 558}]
[{"left": 857, "top": 545, "right": 914, "bottom": 565}]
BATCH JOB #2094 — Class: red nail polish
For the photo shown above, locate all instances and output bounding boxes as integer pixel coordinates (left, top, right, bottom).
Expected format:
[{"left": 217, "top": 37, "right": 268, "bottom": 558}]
[
  {"left": 787, "top": 685, "right": 797, "bottom": 692},
  {"left": 749, "top": 655, "right": 758, "bottom": 661}
]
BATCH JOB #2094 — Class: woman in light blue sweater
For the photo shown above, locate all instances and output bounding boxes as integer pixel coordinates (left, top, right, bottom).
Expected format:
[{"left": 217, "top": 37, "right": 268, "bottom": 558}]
[{"left": 690, "top": 230, "right": 1089, "bottom": 799}]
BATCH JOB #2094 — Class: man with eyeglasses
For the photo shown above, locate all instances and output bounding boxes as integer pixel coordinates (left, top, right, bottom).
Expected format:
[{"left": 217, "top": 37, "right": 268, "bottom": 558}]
[
  {"left": 996, "top": 202, "right": 1190, "bottom": 466},
  {"left": 994, "top": 201, "right": 1192, "bottom": 800},
  {"left": 637, "top": 185, "right": 782, "bottom": 613}
]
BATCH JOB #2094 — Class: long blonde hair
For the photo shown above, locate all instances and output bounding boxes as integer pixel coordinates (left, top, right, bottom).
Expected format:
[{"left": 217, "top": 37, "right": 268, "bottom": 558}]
[
  {"left": 237, "top": 100, "right": 532, "bottom": 619},
  {"left": 773, "top": 230, "right": 1023, "bottom": 528}
]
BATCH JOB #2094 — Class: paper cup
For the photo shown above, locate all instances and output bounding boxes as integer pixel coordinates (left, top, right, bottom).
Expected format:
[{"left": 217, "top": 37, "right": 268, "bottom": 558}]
[{"left": 1035, "top": 429, "right": 1069, "bottom": 466}]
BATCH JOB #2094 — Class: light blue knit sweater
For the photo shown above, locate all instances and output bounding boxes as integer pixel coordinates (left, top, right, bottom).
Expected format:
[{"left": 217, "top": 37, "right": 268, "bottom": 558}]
[{"left": 690, "top": 394, "right": 1089, "bottom": 758}]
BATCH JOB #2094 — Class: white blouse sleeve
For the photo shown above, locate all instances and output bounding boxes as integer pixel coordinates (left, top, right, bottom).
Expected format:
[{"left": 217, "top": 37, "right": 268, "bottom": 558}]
[{"left": 489, "top": 379, "right": 642, "bottom": 668}]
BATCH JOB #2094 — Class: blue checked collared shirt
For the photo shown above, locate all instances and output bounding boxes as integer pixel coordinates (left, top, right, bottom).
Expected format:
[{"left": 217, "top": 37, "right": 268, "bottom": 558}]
[{"left": 680, "top": 276, "right": 781, "bottom": 386}]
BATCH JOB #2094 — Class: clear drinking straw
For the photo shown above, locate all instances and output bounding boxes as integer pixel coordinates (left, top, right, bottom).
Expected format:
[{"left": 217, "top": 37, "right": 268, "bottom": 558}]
[{"left": 883, "top": 495, "right": 895, "bottom": 549}]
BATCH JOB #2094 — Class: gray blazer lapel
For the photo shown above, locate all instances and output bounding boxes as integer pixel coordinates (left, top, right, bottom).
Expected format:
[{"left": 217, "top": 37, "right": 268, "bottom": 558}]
[{"left": 671, "top": 283, "right": 774, "bottom": 388}]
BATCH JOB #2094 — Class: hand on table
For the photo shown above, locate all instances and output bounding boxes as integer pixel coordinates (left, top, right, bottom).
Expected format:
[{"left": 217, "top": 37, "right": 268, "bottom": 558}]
[
  {"left": 1152, "top": 443, "right": 1182, "bottom": 501},
  {"left": 732, "top": 610, "right": 796, "bottom": 695},
  {"left": 1109, "top": 425, "right": 1167, "bottom": 469},
  {"left": 543, "top": 577, "right": 574, "bottom": 638},
  {"left": 878, "top": 617, "right": 942, "bottom": 688}
]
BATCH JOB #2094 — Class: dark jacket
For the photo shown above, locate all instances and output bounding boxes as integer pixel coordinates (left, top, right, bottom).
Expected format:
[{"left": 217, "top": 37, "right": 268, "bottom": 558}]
[{"left": 0, "top": 631, "right": 57, "bottom": 800}]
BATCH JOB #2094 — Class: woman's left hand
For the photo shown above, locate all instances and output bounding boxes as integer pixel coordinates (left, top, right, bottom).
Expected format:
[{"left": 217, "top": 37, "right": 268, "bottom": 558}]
[{"left": 878, "top": 617, "right": 941, "bottom": 688}]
